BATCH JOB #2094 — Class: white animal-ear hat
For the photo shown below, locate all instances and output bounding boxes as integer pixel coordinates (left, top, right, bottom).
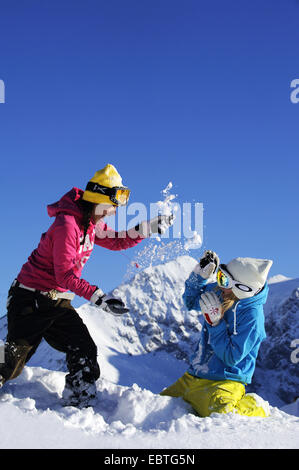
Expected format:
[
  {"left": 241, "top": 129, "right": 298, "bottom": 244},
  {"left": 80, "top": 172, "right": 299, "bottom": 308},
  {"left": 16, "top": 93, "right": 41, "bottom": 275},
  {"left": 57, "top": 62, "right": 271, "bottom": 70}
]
[{"left": 226, "top": 257, "right": 273, "bottom": 299}]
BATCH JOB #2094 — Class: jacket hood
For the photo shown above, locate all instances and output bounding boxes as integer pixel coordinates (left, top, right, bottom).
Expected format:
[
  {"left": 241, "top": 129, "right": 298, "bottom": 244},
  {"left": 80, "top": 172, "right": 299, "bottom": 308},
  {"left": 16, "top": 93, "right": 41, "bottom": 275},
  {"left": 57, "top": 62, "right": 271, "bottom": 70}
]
[
  {"left": 229, "top": 282, "right": 269, "bottom": 336},
  {"left": 47, "top": 187, "right": 85, "bottom": 219}
]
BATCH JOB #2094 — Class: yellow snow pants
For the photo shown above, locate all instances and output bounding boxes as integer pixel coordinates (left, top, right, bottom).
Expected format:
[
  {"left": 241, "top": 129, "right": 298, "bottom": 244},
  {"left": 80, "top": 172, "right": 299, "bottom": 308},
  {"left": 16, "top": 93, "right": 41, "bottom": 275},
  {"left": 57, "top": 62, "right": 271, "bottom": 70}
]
[{"left": 160, "top": 372, "right": 269, "bottom": 418}]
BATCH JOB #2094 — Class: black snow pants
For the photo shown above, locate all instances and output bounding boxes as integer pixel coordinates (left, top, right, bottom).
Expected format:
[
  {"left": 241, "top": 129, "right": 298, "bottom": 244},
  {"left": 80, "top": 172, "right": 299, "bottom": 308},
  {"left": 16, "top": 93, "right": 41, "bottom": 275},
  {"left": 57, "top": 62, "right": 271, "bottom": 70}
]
[{"left": 1, "top": 282, "right": 100, "bottom": 399}]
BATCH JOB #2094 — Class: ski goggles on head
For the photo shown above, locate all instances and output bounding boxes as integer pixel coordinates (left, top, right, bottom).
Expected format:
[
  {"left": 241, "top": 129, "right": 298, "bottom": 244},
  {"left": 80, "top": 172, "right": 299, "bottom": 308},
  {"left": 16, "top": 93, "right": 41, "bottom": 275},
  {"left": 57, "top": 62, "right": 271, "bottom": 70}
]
[
  {"left": 85, "top": 182, "right": 131, "bottom": 206},
  {"left": 217, "top": 264, "right": 254, "bottom": 294}
]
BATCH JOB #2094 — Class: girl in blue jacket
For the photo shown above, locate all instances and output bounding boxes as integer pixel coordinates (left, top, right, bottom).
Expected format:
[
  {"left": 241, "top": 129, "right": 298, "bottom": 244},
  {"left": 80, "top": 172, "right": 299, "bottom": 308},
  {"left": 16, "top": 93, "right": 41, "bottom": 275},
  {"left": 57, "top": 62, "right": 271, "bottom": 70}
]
[{"left": 161, "top": 251, "right": 273, "bottom": 417}]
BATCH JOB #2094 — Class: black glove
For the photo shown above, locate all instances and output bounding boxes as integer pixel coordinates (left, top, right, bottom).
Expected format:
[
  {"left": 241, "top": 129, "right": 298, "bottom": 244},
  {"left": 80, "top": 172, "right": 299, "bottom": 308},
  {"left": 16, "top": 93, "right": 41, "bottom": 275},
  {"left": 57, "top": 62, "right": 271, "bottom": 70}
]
[
  {"left": 90, "top": 289, "right": 129, "bottom": 316},
  {"left": 193, "top": 250, "right": 220, "bottom": 279}
]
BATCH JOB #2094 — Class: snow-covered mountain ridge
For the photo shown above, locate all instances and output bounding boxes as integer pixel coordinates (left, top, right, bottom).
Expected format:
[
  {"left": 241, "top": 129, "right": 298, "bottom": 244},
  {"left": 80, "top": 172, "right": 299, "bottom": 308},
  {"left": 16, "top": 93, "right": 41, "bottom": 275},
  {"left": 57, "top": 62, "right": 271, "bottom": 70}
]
[{"left": 111, "top": 256, "right": 201, "bottom": 360}]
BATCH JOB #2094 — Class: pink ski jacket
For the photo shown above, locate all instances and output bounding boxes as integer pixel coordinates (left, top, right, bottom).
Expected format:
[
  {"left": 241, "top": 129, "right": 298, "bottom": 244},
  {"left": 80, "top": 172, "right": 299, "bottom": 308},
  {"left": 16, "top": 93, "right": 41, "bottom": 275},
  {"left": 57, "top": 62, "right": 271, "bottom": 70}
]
[{"left": 17, "top": 187, "right": 143, "bottom": 300}]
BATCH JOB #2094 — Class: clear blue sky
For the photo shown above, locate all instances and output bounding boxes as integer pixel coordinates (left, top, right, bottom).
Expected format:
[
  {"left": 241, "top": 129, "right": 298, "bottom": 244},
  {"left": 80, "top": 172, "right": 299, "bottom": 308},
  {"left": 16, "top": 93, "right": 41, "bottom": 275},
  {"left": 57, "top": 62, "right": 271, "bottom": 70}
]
[{"left": 0, "top": 0, "right": 298, "bottom": 310}]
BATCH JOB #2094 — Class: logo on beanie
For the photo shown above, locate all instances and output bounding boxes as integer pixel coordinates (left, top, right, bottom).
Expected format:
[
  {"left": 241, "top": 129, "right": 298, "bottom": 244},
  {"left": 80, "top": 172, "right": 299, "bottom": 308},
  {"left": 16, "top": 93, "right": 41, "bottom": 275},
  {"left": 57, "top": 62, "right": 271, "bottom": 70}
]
[{"left": 89, "top": 183, "right": 106, "bottom": 194}]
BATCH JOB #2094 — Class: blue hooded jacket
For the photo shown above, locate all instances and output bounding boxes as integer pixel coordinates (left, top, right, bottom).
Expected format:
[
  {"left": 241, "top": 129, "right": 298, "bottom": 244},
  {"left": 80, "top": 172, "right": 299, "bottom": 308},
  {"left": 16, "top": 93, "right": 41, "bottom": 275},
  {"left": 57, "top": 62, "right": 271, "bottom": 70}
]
[{"left": 183, "top": 271, "right": 268, "bottom": 384}]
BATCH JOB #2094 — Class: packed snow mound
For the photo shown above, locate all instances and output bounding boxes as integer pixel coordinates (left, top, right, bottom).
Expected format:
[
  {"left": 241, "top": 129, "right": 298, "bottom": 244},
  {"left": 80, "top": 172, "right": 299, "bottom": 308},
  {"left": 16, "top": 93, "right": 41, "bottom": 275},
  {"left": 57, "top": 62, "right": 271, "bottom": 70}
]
[{"left": 1, "top": 365, "right": 299, "bottom": 449}]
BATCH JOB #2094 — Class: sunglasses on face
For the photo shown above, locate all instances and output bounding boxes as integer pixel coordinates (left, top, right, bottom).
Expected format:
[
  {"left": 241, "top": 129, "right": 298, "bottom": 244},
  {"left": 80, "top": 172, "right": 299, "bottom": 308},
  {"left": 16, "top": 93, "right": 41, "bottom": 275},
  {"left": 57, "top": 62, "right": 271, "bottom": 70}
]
[{"left": 216, "top": 264, "right": 254, "bottom": 294}]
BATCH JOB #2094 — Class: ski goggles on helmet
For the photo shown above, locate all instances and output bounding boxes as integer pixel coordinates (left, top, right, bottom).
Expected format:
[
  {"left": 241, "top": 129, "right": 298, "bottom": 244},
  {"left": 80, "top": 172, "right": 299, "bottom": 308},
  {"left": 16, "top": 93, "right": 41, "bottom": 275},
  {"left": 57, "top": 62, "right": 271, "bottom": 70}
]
[
  {"left": 217, "top": 264, "right": 254, "bottom": 294},
  {"left": 85, "top": 182, "right": 131, "bottom": 206}
]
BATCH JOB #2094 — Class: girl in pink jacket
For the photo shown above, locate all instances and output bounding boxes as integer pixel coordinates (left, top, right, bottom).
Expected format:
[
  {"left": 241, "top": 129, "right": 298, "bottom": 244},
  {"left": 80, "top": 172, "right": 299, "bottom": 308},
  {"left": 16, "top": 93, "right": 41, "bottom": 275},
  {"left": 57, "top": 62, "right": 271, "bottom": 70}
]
[{"left": 0, "top": 164, "right": 173, "bottom": 407}]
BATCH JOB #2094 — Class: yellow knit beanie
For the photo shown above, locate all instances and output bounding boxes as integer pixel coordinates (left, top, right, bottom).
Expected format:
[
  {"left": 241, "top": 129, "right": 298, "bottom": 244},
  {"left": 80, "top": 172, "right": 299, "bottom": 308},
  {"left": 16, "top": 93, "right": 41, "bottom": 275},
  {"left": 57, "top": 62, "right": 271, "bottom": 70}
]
[{"left": 83, "top": 164, "right": 124, "bottom": 205}]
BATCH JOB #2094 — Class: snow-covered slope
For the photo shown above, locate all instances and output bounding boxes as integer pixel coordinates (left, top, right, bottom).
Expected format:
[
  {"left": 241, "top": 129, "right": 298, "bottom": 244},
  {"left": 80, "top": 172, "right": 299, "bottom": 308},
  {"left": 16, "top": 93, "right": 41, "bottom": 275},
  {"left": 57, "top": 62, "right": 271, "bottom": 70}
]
[{"left": 0, "top": 255, "right": 298, "bottom": 449}]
